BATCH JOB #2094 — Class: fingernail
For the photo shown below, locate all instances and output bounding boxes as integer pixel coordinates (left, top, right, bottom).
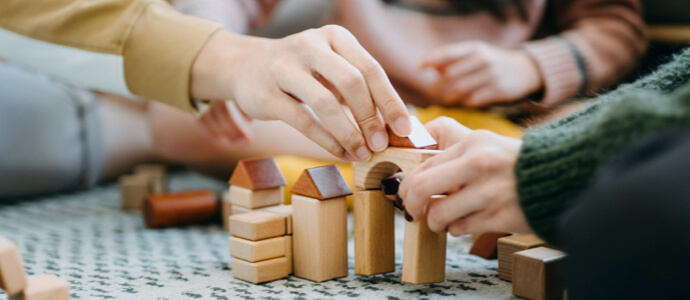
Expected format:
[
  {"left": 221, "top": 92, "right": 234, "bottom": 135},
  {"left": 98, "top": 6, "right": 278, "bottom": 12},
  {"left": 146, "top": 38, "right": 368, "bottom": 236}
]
[
  {"left": 404, "top": 210, "right": 414, "bottom": 222},
  {"left": 371, "top": 131, "right": 388, "bottom": 152},
  {"left": 381, "top": 177, "right": 401, "bottom": 195},
  {"left": 394, "top": 117, "right": 412, "bottom": 137},
  {"left": 395, "top": 196, "right": 404, "bottom": 209},
  {"left": 356, "top": 146, "right": 371, "bottom": 161}
]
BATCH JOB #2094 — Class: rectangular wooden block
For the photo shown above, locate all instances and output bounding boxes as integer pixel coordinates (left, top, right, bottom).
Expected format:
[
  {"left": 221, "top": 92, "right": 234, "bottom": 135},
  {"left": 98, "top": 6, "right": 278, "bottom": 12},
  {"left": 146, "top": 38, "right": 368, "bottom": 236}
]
[
  {"left": 512, "top": 247, "right": 566, "bottom": 300},
  {"left": 134, "top": 164, "right": 166, "bottom": 193},
  {"left": 262, "top": 205, "right": 293, "bottom": 235},
  {"left": 354, "top": 190, "right": 395, "bottom": 276},
  {"left": 231, "top": 205, "right": 253, "bottom": 216},
  {"left": 292, "top": 195, "right": 348, "bottom": 282},
  {"left": 402, "top": 196, "right": 447, "bottom": 284},
  {"left": 222, "top": 191, "right": 232, "bottom": 232},
  {"left": 119, "top": 174, "right": 150, "bottom": 210},
  {"left": 0, "top": 237, "right": 27, "bottom": 296},
  {"left": 10, "top": 274, "right": 69, "bottom": 300},
  {"left": 232, "top": 257, "right": 288, "bottom": 284},
  {"left": 498, "top": 234, "right": 546, "bottom": 281},
  {"left": 469, "top": 232, "right": 511, "bottom": 259},
  {"left": 229, "top": 236, "right": 285, "bottom": 262},
  {"left": 284, "top": 235, "right": 293, "bottom": 274},
  {"left": 229, "top": 185, "right": 283, "bottom": 209},
  {"left": 229, "top": 211, "right": 286, "bottom": 241}
]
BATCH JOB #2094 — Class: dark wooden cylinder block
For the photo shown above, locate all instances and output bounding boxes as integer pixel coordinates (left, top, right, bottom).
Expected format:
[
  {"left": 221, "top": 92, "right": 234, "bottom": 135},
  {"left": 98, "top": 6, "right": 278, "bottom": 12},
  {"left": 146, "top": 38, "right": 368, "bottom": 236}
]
[{"left": 144, "top": 190, "right": 218, "bottom": 228}]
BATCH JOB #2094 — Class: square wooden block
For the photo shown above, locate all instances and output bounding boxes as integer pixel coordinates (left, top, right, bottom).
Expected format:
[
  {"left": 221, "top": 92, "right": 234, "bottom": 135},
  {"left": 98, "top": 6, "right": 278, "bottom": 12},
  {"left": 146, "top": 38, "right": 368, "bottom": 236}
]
[
  {"left": 229, "top": 185, "right": 283, "bottom": 209},
  {"left": 0, "top": 237, "right": 27, "bottom": 296},
  {"left": 498, "top": 233, "right": 545, "bottom": 281},
  {"left": 11, "top": 274, "right": 69, "bottom": 300},
  {"left": 262, "top": 205, "right": 293, "bottom": 235},
  {"left": 119, "top": 174, "right": 150, "bottom": 210},
  {"left": 229, "top": 211, "right": 286, "bottom": 241},
  {"left": 134, "top": 164, "right": 166, "bottom": 193},
  {"left": 229, "top": 236, "right": 286, "bottom": 262},
  {"left": 512, "top": 247, "right": 566, "bottom": 300},
  {"left": 232, "top": 257, "right": 288, "bottom": 284}
]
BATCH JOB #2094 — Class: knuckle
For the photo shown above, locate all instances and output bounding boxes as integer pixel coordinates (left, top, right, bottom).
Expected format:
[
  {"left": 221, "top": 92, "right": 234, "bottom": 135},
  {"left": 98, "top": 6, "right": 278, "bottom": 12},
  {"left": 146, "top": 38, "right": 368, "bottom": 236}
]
[
  {"left": 310, "top": 94, "right": 337, "bottom": 113},
  {"left": 340, "top": 129, "right": 365, "bottom": 149},
  {"left": 359, "top": 61, "right": 383, "bottom": 79},
  {"left": 339, "top": 71, "right": 365, "bottom": 90},
  {"left": 293, "top": 114, "right": 317, "bottom": 131},
  {"left": 321, "top": 24, "right": 348, "bottom": 36}
]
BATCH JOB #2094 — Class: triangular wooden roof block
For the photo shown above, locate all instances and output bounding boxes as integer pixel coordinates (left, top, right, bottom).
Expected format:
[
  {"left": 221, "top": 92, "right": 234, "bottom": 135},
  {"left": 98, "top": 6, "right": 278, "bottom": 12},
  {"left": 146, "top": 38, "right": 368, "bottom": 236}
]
[
  {"left": 229, "top": 157, "right": 287, "bottom": 190},
  {"left": 291, "top": 165, "right": 352, "bottom": 200},
  {"left": 387, "top": 116, "right": 438, "bottom": 149}
]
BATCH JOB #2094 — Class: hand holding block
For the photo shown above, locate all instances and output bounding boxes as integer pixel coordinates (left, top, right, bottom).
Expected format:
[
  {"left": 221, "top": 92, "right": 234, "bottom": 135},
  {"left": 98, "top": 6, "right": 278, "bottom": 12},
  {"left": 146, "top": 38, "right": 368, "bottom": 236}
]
[
  {"left": 469, "top": 232, "right": 511, "bottom": 259},
  {"left": 387, "top": 116, "right": 438, "bottom": 149},
  {"left": 143, "top": 190, "right": 218, "bottom": 228},
  {"left": 10, "top": 274, "right": 69, "bottom": 300},
  {"left": 229, "top": 236, "right": 286, "bottom": 262},
  {"left": 232, "top": 257, "right": 288, "bottom": 284},
  {"left": 0, "top": 237, "right": 27, "bottom": 296},
  {"left": 229, "top": 211, "right": 286, "bottom": 241},
  {"left": 498, "top": 233, "right": 546, "bottom": 281},
  {"left": 228, "top": 185, "right": 283, "bottom": 209},
  {"left": 512, "top": 247, "right": 566, "bottom": 300}
]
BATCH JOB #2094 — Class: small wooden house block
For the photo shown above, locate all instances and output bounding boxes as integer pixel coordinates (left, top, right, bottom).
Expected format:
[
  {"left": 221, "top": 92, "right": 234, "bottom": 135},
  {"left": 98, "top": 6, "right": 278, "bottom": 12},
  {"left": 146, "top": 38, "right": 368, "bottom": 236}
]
[
  {"left": 290, "top": 165, "right": 352, "bottom": 200},
  {"left": 232, "top": 257, "right": 289, "bottom": 284},
  {"left": 401, "top": 196, "right": 447, "bottom": 284},
  {"left": 119, "top": 174, "right": 150, "bottom": 210},
  {"left": 229, "top": 157, "right": 287, "bottom": 190},
  {"left": 0, "top": 237, "right": 27, "bottom": 296},
  {"left": 11, "top": 274, "right": 69, "bottom": 300},
  {"left": 469, "top": 232, "right": 511, "bottom": 259},
  {"left": 512, "top": 247, "right": 567, "bottom": 300},
  {"left": 498, "top": 234, "right": 546, "bottom": 281},
  {"left": 229, "top": 236, "right": 286, "bottom": 263},
  {"left": 354, "top": 190, "right": 395, "bottom": 276},
  {"left": 387, "top": 116, "right": 437, "bottom": 149},
  {"left": 134, "top": 164, "right": 167, "bottom": 193},
  {"left": 229, "top": 211, "right": 286, "bottom": 241}
]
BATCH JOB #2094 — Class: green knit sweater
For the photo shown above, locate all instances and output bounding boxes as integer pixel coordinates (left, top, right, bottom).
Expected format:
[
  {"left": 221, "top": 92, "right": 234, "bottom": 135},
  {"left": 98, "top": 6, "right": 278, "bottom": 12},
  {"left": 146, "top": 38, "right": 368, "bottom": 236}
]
[{"left": 516, "top": 48, "right": 690, "bottom": 246}]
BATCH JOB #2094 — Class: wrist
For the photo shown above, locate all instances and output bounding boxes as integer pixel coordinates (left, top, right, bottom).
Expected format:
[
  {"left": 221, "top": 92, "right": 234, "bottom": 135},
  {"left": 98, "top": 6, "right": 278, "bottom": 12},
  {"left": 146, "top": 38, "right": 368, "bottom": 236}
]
[{"left": 516, "top": 50, "right": 544, "bottom": 95}]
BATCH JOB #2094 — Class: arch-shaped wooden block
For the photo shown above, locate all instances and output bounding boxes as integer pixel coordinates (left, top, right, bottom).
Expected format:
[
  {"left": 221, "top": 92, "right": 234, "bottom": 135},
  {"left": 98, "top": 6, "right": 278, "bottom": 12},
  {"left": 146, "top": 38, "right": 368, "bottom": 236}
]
[{"left": 354, "top": 148, "right": 441, "bottom": 190}]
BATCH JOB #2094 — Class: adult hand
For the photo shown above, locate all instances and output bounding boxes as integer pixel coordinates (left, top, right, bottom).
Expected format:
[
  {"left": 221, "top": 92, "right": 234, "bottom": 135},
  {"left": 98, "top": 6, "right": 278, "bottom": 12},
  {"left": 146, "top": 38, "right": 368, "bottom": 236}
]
[
  {"left": 420, "top": 41, "right": 543, "bottom": 108},
  {"left": 191, "top": 26, "right": 412, "bottom": 161},
  {"left": 198, "top": 100, "right": 253, "bottom": 144},
  {"left": 398, "top": 117, "right": 531, "bottom": 236}
]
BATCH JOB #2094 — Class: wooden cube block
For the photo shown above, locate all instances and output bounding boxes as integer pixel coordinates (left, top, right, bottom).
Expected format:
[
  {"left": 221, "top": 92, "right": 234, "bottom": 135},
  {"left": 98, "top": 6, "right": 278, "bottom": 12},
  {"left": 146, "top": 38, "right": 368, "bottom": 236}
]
[
  {"left": 229, "top": 211, "right": 286, "bottom": 241},
  {"left": 134, "top": 164, "right": 166, "bottom": 193},
  {"left": 292, "top": 195, "right": 348, "bottom": 282},
  {"left": 262, "top": 205, "right": 293, "bottom": 235},
  {"left": 512, "top": 247, "right": 566, "bottom": 300},
  {"left": 10, "top": 274, "right": 69, "bottom": 300},
  {"left": 229, "top": 185, "right": 283, "bottom": 209},
  {"left": 498, "top": 234, "right": 546, "bottom": 281},
  {"left": 354, "top": 190, "right": 395, "bottom": 276},
  {"left": 401, "top": 197, "right": 447, "bottom": 284},
  {"left": 232, "top": 257, "right": 288, "bottom": 284},
  {"left": 469, "top": 232, "right": 511, "bottom": 259},
  {"left": 119, "top": 174, "right": 150, "bottom": 210},
  {"left": 229, "top": 236, "right": 285, "bottom": 262},
  {"left": 0, "top": 237, "right": 26, "bottom": 296},
  {"left": 284, "top": 235, "right": 293, "bottom": 274}
]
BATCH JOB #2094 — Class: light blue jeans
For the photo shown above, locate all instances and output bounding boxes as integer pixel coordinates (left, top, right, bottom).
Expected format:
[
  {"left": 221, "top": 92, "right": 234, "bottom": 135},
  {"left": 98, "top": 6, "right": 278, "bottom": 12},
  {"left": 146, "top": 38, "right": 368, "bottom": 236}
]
[{"left": 0, "top": 62, "right": 104, "bottom": 199}]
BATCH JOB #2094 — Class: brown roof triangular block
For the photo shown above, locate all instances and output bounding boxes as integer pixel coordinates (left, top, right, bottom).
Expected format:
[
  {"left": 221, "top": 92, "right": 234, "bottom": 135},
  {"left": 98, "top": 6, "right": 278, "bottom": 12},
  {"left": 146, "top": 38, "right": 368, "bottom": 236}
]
[
  {"left": 387, "top": 116, "right": 438, "bottom": 149},
  {"left": 229, "top": 157, "right": 287, "bottom": 190},
  {"left": 291, "top": 165, "right": 352, "bottom": 200}
]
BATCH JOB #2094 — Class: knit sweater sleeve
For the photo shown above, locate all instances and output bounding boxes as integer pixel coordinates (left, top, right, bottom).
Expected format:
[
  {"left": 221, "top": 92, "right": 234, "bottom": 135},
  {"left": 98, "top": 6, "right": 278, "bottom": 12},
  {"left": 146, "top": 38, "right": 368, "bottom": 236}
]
[{"left": 516, "top": 49, "right": 690, "bottom": 246}]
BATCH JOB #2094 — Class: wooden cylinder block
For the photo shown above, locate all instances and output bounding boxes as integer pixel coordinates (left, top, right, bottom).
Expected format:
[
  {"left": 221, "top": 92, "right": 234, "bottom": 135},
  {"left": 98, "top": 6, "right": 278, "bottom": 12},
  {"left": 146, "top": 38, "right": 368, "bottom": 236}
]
[{"left": 143, "top": 190, "right": 218, "bottom": 228}]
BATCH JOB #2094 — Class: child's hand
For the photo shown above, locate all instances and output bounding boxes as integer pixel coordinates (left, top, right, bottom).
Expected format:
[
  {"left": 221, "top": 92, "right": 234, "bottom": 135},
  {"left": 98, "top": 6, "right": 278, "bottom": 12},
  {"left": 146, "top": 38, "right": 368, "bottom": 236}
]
[
  {"left": 420, "top": 41, "right": 543, "bottom": 108},
  {"left": 198, "top": 100, "right": 253, "bottom": 145},
  {"left": 399, "top": 117, "right": 531, "bottom": 236}
]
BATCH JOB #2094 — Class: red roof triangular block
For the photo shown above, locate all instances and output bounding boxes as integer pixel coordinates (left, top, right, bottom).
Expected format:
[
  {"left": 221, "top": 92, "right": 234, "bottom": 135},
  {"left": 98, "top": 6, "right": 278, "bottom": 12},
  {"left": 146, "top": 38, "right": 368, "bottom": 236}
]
[
  {"left": 291, "top": 165, "right": 352, "bottom": 200},
  {"left": 229, "top": 157, "right": 287, "bottom": 190},
  {"left": 387, "top": 116, "right": 438, "bottom": 149}
]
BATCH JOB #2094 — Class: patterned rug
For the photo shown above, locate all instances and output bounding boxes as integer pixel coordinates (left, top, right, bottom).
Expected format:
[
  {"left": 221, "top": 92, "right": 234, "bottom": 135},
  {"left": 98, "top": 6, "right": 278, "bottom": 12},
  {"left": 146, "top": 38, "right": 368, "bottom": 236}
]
[{"left": 0, "top": 172, "right": 515, "bottom": 299}]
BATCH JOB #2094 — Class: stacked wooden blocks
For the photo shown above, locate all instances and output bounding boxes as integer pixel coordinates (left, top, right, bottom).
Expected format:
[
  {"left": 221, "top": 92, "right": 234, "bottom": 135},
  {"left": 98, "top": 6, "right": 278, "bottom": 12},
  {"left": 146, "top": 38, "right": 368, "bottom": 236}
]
[
  {"left": 229, "top": 210, "right": 293, "bottom": 284},
  {"left": 0, "top": 236, "right": 69, "bottom": 300},
  {"left": 119, "top": 164, "right": 167, "bottom": 210},
  {"left": 223, "top": 157, "right": 287, "bottom": 232},
  {"left": 291, "top": 165, "right": 351, "bottom": 282}
]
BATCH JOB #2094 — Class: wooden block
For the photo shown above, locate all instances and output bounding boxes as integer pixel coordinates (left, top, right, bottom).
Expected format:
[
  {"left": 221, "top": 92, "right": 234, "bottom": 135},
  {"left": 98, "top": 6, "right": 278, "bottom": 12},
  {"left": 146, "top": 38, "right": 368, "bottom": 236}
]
[
  {"left": 354, "top": 148, "right": 440, "bottom": 190},
  {"left": 512, "top": 247, "right": 566, "bottom": 300},
  {"left": 402, "top": 196, "right": 447, "bottom": 284},
  {"left": 498, "top": 234, "right": 546, "bottom": 281},
  {"left": 262, "top": 205, "right": 293, "bottom": 235},
  {"left": 134, "top": 164, "right": 166, "bottom": 193},
  {"left": 229, "top": 185, "right": 283, "bottom": 209},
  {"left": 229, "top": 157, "right": 287, "bottom": 190},
  {"left": 143, "top": 190, "right": 218, "bottom": 229},
  {"left": 229, "top": 236, "right": 285, "bottom": 262},
  {"left": 0, "top": 237, "right": 26, "bottom": 296},
  {"left": 354, "top": 190, "right": 395, "bottom": 276},
  {"left": 230, "top": 205, "right": 253, "bottom": 216},
  {"left": 222, "top": 191, "right": 232, "bottom": 232},
  {"left": 232, "top": 257, "right": 288, "bottom": 284},
  {"left": 10, "top": 274, "right": 69, "bottom": 300},
  {"left": 469, "top": 232, "right": 511, "bottom": 259},
  {"left": 284, "top": 235, "right": 293, "bottom": 274},
  {"left": 229, "top": 211, "right": 286, "bottom": 241},
  {"left": 291, "top": 165, "right": 352, "bottom": 200},
  {"left": 119, "top": 174, "right": 150, "bottom": 210},
  {"left": 387, "top": 116, "right": 437, "bottom": 149},
  {"left": 292, "top": 195, "right": 348, "bottom": 282}
]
